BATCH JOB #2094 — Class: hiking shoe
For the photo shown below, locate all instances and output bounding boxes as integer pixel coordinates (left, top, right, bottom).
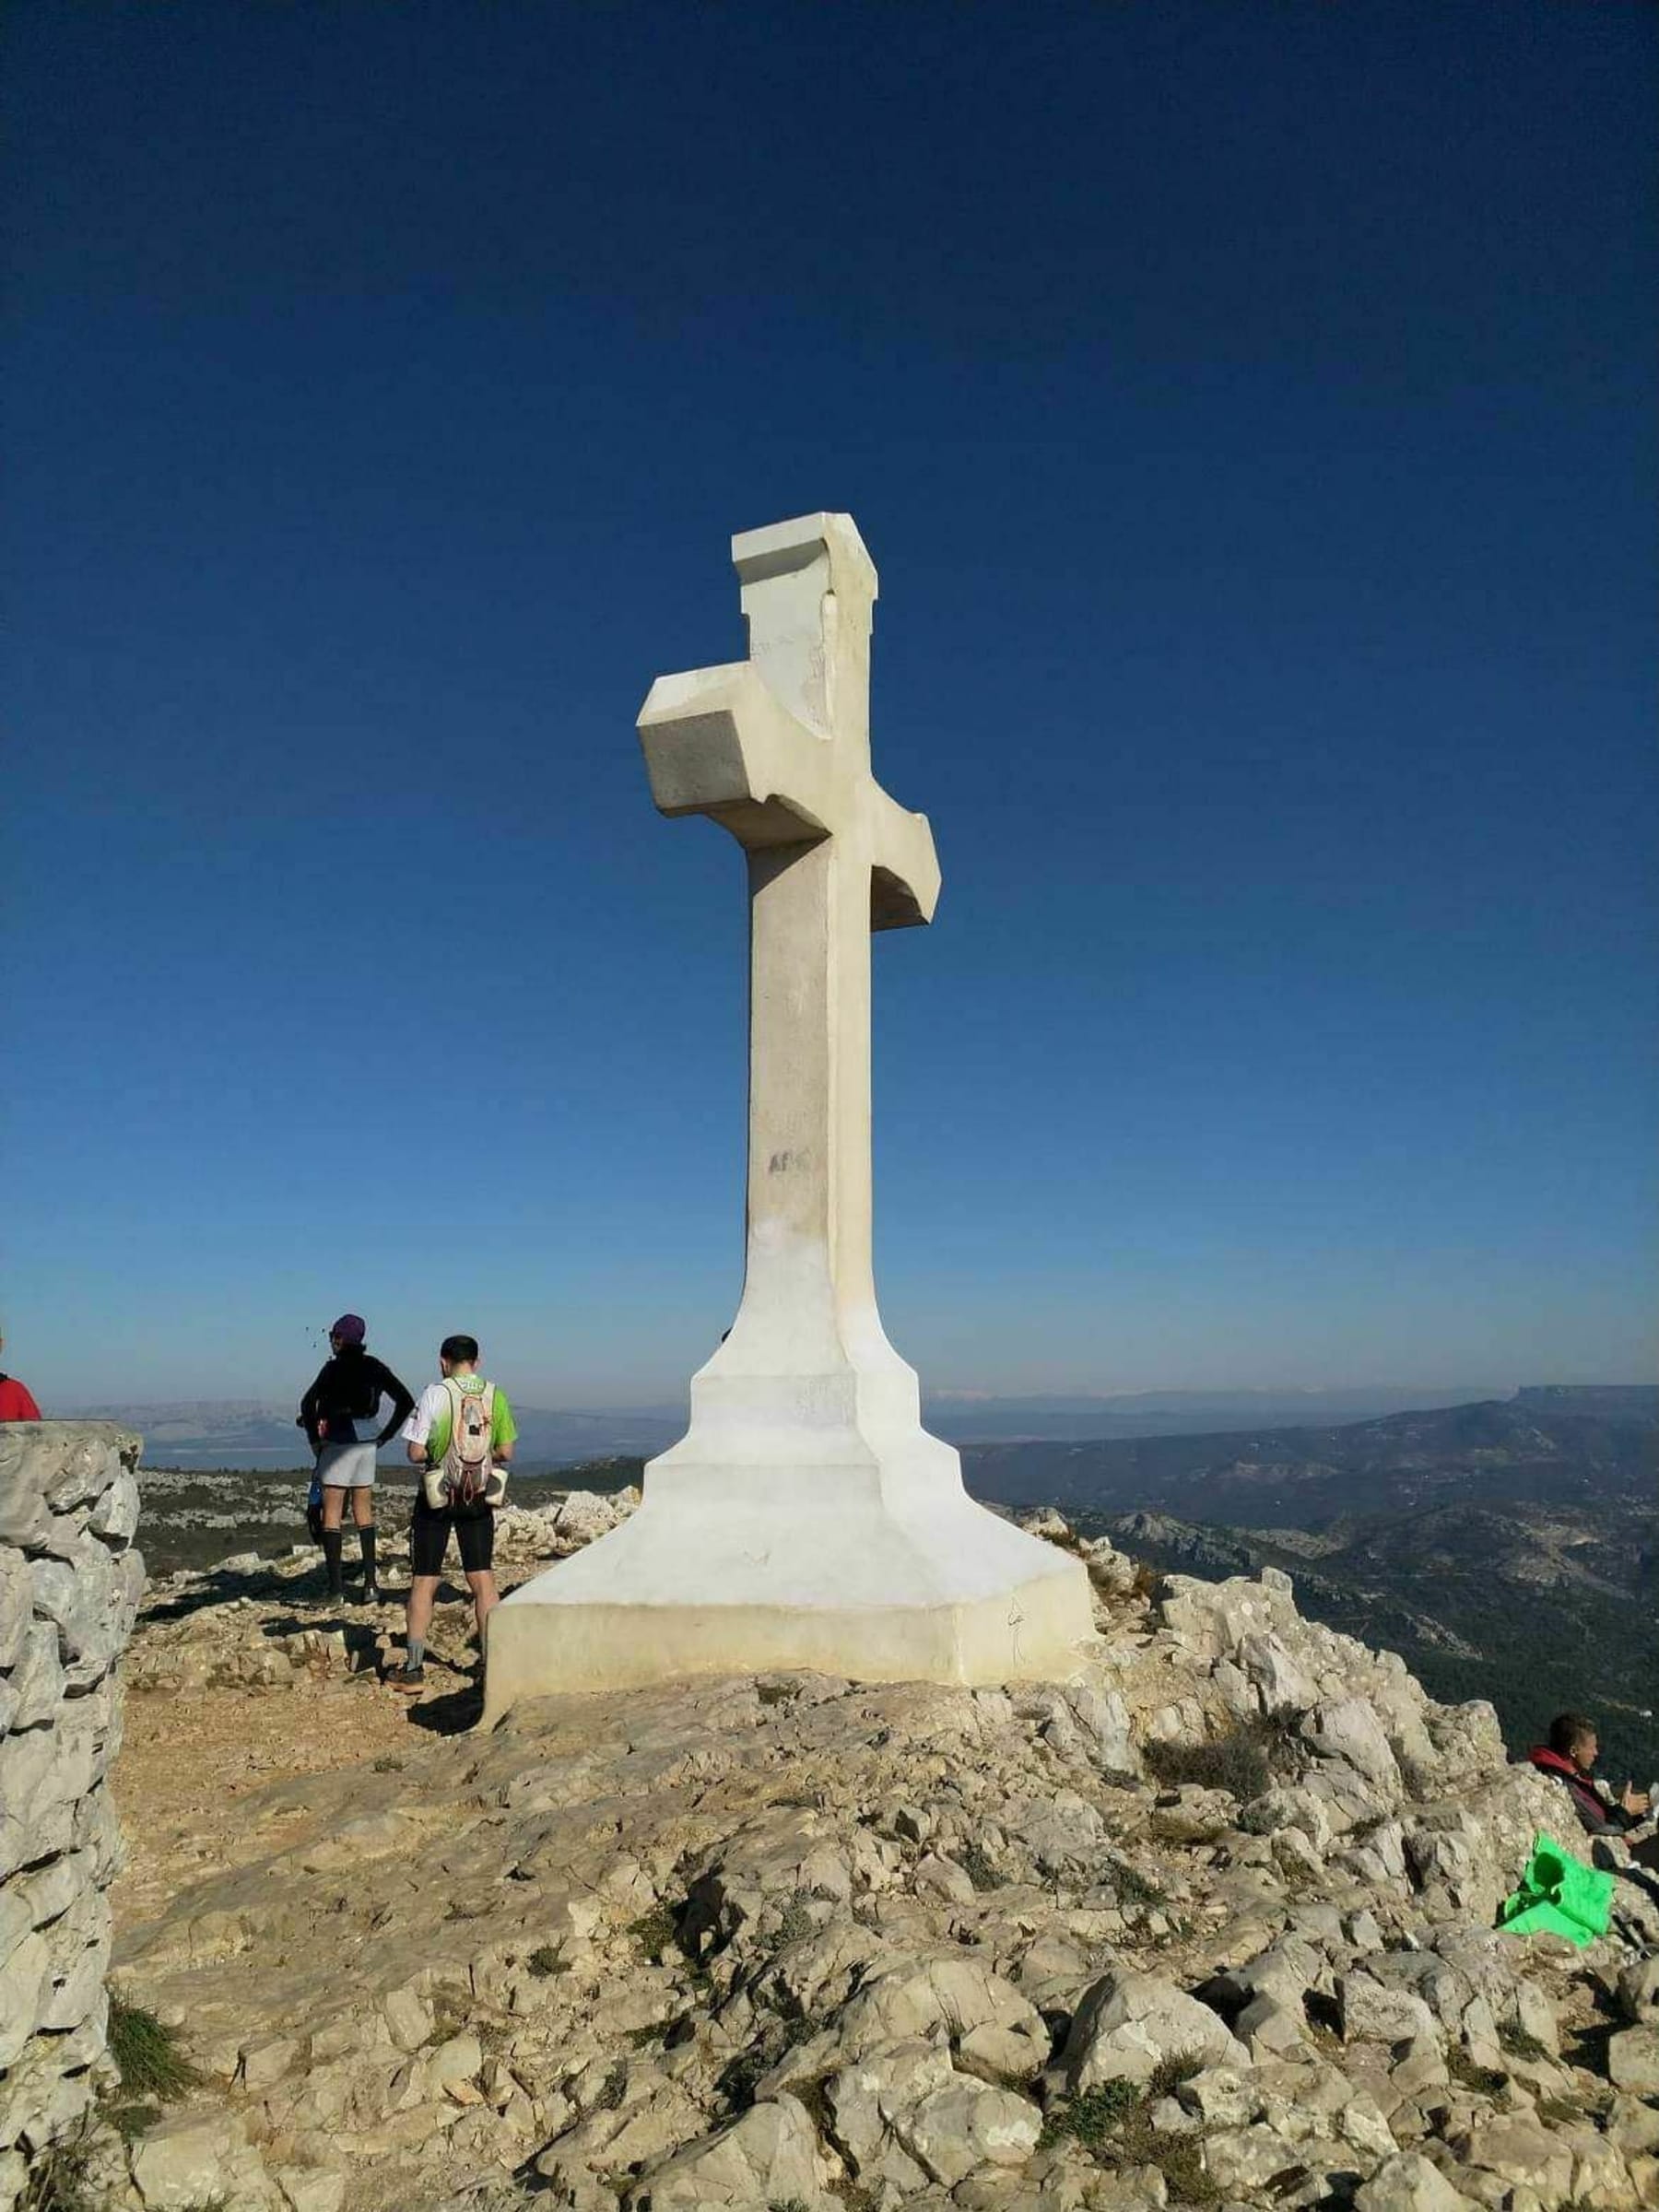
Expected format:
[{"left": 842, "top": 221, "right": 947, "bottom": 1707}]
[{"left": 389, "top": 1663, "right": 425, "bottom": 1695}]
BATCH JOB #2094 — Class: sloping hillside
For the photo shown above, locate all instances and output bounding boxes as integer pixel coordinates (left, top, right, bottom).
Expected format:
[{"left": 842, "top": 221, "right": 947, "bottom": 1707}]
[
  {"left": 963, "top": 1394, "right": 1656, "bottom": 1527},
  {"left": 1097, "top": 1495, "right": 1659, "bottom": 1783}
]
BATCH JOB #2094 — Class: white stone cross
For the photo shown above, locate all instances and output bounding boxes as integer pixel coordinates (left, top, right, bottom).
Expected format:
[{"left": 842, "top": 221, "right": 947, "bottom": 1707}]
[
  {"left": 636, "top": 512, "right": 939, "bottom": 1419},
  {"left": 484, "top": 513, "right": 1089, "bottom": 1715}
]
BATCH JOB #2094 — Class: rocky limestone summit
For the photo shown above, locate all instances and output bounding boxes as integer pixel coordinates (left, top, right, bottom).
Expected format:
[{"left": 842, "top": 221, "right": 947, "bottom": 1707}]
[{"left": 63, "top": 1504, "right": 1659, "bottom": 2211}]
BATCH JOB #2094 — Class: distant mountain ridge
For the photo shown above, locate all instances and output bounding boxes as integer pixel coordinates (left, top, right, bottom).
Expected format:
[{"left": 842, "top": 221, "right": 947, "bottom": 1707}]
[
  {"left": 66, "top": 1399, "right": 688, "bottom": 1468},
  {"left": 61, "top": 1382, "right": 1594, "bottom": 1468},
  {"left": 961, "top": 1392, "right": 1657, "bottom": 1528}
]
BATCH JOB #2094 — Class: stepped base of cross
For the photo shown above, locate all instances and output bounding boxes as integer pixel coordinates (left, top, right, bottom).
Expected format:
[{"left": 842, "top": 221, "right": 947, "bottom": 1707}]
[{"left": 481, "top": 1411, "right": 1093, "bottom": 1722}]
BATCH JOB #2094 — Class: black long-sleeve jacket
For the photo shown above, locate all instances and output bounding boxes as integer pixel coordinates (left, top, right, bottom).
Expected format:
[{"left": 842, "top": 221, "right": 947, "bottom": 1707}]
[{"left": 298, "top": 1347, "right": 416, "bottom": 1453}]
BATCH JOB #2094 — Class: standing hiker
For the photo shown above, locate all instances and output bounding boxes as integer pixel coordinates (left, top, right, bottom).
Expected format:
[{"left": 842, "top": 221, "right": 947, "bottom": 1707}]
[
  {"left": 391, "top": 1334, "right": 517, "bottom": 1694},
  {"left": 298, "top": 1314, "right": 415, "bottom": 1605}
]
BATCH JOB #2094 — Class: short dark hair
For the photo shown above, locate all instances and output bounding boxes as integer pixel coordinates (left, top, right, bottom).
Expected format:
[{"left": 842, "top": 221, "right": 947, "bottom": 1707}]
[
  {"left": 1548, "top": 1712, "right": 1596, "bottom": 1757},
  {"left": 440, "top": 1335, "right": 479, "bottom": 1365}
]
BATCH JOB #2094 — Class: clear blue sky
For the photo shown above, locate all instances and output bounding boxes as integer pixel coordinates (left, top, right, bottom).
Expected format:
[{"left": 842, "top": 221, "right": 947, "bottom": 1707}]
[{"left": 5, "top": 3, "right": 1653, "bottom": 1410}]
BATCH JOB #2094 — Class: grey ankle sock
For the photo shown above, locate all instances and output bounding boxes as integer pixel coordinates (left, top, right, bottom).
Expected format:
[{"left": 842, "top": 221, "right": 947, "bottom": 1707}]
[{"left": 406, "top": 1638, "right": 426, "bottom": 1669}]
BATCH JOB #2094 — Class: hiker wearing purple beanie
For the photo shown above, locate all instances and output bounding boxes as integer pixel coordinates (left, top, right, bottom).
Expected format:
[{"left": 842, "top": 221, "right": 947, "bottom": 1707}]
[{"left": 298, "top": 1315, "right": 415, "bottom": 1605}]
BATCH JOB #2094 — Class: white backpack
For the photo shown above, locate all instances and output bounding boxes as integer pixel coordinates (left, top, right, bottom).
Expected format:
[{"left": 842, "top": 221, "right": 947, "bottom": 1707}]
[{"left": 422, "top": 1379, "right": 504, "bottom": 1511}]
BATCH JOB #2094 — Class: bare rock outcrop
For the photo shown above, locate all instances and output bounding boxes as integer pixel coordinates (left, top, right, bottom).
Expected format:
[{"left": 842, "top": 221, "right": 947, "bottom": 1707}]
[{"left": 87, "top": 1505, "right": 1659, "bottom": 2212}]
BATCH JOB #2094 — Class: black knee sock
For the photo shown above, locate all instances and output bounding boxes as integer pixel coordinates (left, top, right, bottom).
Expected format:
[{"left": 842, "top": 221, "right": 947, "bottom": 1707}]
[
  {"left": 322, "top": 1529, "right": 344, "bottom": 1594},
  {"left": 359, "top": 1525, "right": 377, "bottom": 1586}
]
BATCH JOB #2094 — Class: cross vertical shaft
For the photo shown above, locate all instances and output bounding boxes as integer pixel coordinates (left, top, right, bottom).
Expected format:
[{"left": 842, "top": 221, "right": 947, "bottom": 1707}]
[
  {"left": 732, "top": 521, "right": 878, "bottom": 1377},
  {"left": 635, "top": 512, "right": 938, "bottom": 1441}
]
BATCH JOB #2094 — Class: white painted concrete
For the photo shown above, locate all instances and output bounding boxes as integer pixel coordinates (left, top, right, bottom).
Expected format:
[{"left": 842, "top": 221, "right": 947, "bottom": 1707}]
[{"left": 485, "top": 514, "right": 1091, "bottom": 1719}]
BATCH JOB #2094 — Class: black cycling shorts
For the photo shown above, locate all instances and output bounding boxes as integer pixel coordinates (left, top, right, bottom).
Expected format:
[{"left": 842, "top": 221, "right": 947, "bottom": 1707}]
[{"left": 409, "top": 1499, "right": 495, "bottom": 1578}]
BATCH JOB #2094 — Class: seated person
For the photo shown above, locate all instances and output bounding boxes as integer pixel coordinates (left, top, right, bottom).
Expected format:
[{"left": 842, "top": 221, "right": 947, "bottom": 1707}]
[{"left": 1529, "top": 1712, "right": 1656, "bottom": 1864}]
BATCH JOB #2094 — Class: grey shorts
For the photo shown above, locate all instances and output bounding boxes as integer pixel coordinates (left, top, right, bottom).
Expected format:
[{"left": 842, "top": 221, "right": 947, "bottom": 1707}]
[{"left": 317, "top": 1440, "right": 378, "bottom": 1489}]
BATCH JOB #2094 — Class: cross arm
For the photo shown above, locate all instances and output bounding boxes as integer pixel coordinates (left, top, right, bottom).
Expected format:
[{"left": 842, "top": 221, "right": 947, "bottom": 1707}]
[
  {"left": 867, "top": 786, "right": 941, "bottom": 932},
  {"left": 637, "top": 662, "right": 842, "bottom": 852}
]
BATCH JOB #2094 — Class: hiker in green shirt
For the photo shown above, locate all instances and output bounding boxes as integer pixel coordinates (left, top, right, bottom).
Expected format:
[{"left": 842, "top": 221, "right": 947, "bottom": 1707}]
[{"left": 392, "top": 1334, "right": 517, "bottom": 1695}]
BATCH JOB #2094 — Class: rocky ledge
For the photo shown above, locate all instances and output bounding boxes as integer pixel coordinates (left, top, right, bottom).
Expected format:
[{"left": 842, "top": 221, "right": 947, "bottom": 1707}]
[{"left": 81, "top": 1506, "right": 1659, "bottom": 2211}]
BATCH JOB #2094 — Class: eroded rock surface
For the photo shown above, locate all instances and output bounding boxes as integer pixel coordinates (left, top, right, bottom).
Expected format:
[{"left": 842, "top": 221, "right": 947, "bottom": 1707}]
[{"left": 90, "top": 1508, "right": 1659, "bottom": 2212}]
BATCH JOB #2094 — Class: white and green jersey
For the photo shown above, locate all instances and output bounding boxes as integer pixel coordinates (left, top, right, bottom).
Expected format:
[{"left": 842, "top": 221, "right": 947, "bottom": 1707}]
[{"left": 401, "top": 1376, "right": 518, "bottom": 1467}]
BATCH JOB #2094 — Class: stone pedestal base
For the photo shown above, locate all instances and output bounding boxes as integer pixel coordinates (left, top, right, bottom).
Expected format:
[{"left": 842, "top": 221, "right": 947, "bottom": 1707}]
[{"left": 481, "top": 1481, "right": 1093, "bottom": 1724}]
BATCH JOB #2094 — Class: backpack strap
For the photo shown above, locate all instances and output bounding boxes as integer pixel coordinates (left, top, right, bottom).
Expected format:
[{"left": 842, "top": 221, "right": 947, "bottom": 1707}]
[{"left": 440, "top": 1376, "right": 468, "bottom": 1448}]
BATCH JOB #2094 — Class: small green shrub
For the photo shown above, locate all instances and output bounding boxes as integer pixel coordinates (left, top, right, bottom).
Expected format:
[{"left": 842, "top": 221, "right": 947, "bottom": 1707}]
[
  {"left": 717, "top": 2014, "right": 818, "bottom": 2112},
  {"left": 775, "top": 1892, "right": 814, "bottom": 1947},
  {"left": 19, "top": 2129, "right": 96, "bottom": 2212},
  {"left": 111, "top": 2100, "right": 162, "bottom": 2141},
  {"left": 1142, "top": 1726, "right": 1273, "bottom": 1802},
  {"left": 372, "top": 1754, "right": 403, "bottom": 1772},
  {"left": 958, "top": 1841, "right": 1005, "bottom": 1893},
  {"left": 1146, "top": 2052, "right": 1204, "bottom": 2100},
  {"left": 1152, "top": 2135, "right": 1222, "bottom": 2206},
  {"left": 718, "top": 2044, "right": 771, "bottom": 2109},
  {"left": 1039, "top": 2077, "right": 1141, "bottom": 2149},
  {"left": 595, "top": 2060, "right": 628, "bottom": 2111},
  {"left": 526, "top": 1945, "right": 563, "bottom": 1978},
  {"left": 1039, "top": 2059, "right": 1219, "bottom": 2205},
  {"left": 628, "top": 1905, "right": 679, "bottom": 1959},
  {"left": 109, "top": 1998, "right": 199, "bottom": 2104},
  {"left": 1499, "top": 2019, "right": 1548, "bottom": 2061},
  {"left": 1448, "top": 2046, "right": 1507, "bottom": 2097},
  {"left": 1107, "top": 1858, "right": 1169, "bottom": 1910}
]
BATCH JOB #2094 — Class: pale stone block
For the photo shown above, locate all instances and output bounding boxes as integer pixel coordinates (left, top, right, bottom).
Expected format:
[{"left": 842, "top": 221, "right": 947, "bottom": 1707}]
[
  {"left": 0, "top": 1552, "right": 30, "bottom": 1668},
  {"left": 88, "top": 1466, "right": 140, "bottom": 1546},
  {"left": 0, "top": 1929, "right": 49, "bottom": 2068},
  {"left": 8, "top": 1618, "right": 65, "bottom": 1730},
  {"left": 274, "top": 2169, "right": 347, "bottom": 2212},
  {"left": 241, "top": 2034, "right": 300, "bottom": 2092},
  {"left": 130, "top": 2108, "right": 280, "bottom": 2209}
]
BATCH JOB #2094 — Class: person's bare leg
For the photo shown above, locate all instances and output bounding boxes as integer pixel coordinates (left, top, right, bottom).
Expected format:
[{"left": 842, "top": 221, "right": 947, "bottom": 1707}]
[
  {"left": 466, "top": 1571, "right": 500, "bottom": 1652},
  {"left": 319, "top": 1481, "right": 346, "bottom": 1597}
]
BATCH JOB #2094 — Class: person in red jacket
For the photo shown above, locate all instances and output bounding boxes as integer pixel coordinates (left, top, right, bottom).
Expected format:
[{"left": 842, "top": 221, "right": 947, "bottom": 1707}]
[
  {"left": 1529, "top": 1713, "right": 1658, "bottom": 1867},
  {"left": 0, "top": 1334, "right": 41, "bottom": 1420}
]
